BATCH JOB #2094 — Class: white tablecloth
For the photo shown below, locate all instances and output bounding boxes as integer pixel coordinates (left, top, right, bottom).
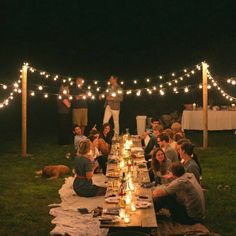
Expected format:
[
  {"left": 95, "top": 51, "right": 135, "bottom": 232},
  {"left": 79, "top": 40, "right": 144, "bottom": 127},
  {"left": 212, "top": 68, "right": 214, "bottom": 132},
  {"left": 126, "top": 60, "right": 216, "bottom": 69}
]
[{"left": 181, "top": 110, "right": 236, "bottom": 130}]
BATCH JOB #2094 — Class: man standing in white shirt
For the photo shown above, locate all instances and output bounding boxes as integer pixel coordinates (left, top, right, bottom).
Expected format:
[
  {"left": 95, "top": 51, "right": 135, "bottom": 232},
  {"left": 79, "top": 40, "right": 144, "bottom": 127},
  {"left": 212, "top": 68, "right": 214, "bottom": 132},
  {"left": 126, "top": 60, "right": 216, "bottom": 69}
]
[{"left": 102, "top": 75, "right": 123, "bottom": 138}]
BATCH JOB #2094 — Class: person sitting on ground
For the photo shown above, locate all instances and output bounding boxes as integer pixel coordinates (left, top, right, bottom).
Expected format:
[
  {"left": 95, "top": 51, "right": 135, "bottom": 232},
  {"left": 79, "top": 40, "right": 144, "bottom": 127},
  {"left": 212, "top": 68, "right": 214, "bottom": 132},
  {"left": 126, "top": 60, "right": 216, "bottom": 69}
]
[
  {"left": 141, "top": 117, "right": 160, "bottom": 147},
  {"left": 176, "top": 139, "right": 201, "bottom": 183},
  {"left": 164, "top": 128, "right": 177, "bottom": 150},
  {"left": 152, "top": 162, "right": 205, "bottom": 225},
  {"left": 157, "top": 132, "right": 178, "bottom": 163},
  {"left": 73, "top": 125, "right": 87, "bottom": 151},
  {"left": 149, "top": 148, "right": 172, "bottom": 185},
  {"left": 89, "top": 130, "right": 110, "bottom": 175},
  {"left": 73, "top": 139, "right": 107, "bottom": 197}
]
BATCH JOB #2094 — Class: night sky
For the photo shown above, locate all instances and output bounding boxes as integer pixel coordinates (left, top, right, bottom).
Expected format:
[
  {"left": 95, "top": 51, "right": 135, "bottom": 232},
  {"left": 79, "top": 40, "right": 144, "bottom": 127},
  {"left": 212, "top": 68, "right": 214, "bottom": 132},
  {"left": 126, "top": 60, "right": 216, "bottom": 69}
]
[
  {"left": 1, "top": 1, "right": 236, "bottom": 80},
  {"left": 1, "top": 1, "right": 236, "bottom": 134}
]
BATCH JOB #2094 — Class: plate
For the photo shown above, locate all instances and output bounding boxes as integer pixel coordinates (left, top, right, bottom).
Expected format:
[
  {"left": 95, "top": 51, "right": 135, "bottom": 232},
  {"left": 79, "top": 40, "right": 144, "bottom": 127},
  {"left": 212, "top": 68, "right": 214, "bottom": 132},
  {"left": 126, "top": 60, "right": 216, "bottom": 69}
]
[
  {"left": 105, "top": 196, "right": 119, "bottom": 204},
  {"left": 106, "top": 172, "right": 119, "bottom": 178},
  {"left": 135, "top": 201, "right": 151, "bottom": 209}
]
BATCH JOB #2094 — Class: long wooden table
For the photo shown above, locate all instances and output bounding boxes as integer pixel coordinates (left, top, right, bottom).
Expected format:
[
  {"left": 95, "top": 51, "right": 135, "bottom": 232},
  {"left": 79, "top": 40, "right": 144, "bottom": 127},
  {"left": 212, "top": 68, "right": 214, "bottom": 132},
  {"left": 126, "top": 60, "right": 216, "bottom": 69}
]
[{"left": 100, "top": 136, "right": 158, "bottom": 229}]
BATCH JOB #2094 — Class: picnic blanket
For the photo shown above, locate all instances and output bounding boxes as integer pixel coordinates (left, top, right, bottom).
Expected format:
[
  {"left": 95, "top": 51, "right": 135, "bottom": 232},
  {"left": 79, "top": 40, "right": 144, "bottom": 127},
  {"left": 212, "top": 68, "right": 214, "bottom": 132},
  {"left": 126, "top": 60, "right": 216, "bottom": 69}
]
[{"left": 49, "top": 174, "right": 109, "bottom": 236}]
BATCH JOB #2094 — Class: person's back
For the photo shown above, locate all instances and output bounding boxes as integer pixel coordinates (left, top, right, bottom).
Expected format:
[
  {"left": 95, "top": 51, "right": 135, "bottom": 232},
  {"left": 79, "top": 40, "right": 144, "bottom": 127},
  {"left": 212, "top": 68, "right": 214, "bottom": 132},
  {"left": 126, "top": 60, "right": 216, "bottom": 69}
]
[
  {"left": 165, "top": 172, "right": 205, "bottom": 221},
  {"left": 165, "top": 144, "right": 178, "bottom": 163},
  {"left": 183, "top": 158, "right": 200, "bottom": 183}
]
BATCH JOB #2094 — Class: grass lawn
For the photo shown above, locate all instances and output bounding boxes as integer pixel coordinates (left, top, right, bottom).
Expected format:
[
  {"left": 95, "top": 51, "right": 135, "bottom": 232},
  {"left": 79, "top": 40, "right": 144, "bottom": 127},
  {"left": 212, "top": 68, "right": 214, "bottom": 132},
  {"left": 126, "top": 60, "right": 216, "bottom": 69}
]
[{"left": 0, "top": 131, "right": 236, "bottom": 236}]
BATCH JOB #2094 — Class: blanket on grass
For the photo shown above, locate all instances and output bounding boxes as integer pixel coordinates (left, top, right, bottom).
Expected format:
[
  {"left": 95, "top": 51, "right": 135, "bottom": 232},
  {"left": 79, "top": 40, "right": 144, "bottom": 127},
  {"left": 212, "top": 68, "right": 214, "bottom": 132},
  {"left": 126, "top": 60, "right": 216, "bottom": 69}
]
[{"left": 49, "top": 174, "right": 108, "bottom": 236}]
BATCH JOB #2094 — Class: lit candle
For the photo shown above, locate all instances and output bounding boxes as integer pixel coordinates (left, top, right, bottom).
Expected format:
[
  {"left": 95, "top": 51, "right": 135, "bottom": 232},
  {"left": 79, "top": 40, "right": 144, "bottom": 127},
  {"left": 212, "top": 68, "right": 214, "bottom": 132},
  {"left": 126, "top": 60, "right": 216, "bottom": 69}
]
[
  {"left": 193, "top": 103, "right": 196, "bottom": 110},
  {"left": 131, "top": 203, "right": 136, "bottom": 212},
  {"left": 125, "top": 195, "right": 132, "bottom": 205},
  {"left": 119, "top": 160, "right": 125, "bottom": 169},
  {"left": 124, "top": 214, "right": 130, "bottom": 223},
  {"left": 119, "top": 208, "right": 125, "bottom": 219}
]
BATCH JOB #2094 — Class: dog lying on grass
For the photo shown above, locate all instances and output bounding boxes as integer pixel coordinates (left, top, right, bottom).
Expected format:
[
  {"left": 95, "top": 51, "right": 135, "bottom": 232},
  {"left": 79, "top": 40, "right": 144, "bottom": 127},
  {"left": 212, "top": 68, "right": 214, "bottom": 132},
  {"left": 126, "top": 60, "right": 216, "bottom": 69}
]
[{"left": 35, "top": 165, "right": 70, "bottom": 180}]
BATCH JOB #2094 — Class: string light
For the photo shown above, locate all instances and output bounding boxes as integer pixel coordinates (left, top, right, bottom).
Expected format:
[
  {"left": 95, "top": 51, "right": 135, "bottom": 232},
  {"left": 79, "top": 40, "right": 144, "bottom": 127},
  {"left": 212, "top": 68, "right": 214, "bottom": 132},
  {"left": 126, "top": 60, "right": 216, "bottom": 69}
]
[
  {"left": 184, "top": 87, "right": 189, "bottom": 93},
  {"left": 207, "top": 68, "right": 236, "bottom": 102},
  {"left": 227, "top": 78, "right": 236, "bottom": 85},
  {"left": 160, "top": 90, "right": 165, "bottom": 96}
]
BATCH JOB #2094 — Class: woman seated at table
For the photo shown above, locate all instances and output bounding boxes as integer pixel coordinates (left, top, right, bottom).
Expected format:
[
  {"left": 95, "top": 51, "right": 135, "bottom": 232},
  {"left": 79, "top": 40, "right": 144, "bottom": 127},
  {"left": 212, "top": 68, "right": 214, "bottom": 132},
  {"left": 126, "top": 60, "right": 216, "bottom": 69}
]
[
  {"left": 150, "top": 148, "right": 172, "bottom": 185},
  {"left": 100, "top": 123, "right": 114, "bottom": 150},
  {"left": 73, "top": 139, "right": 107, "bottom": 197},
  {"left": 88, "top": 130, "right": 110, "bottom": 175}
]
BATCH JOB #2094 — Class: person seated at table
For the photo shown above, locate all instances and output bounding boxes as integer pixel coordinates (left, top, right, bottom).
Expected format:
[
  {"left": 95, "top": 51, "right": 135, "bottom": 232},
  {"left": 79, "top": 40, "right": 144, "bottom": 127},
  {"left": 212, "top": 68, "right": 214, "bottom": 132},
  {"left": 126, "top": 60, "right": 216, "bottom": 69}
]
[
  {"left": 171, "top": 121, "right": 182, "bottom": 134},
  {"left": 88, "top": 130, "right": 110, "bottom": 175},
  {"left": 149, "top": 148, "right": 172, "bottom": 185},
  {"left": 164, "top": 128, "right": 177, "bottom": 150},
  {"left": 173, "top": 131, "right": 185, "bottom": 142},
  {"left": 152, "top": 162, "right": 205, "bottom": 225},
  {"left": 141, "top": 117, "right": 161, "bottom": 147},
  {"left": 157, "top": 133, "right": 178, "bottom": 163},
  {"left": 100, "top": 123, "right": 114, "bottom": 150},
  {"left": 144, "top": 125, "right": 163, "bottom": 159},
  {"left": 176, "top": 139, "right": 201, "bottom": 183},
  {"left": 73, "top": 139, "right": 107, "bottom": 197},
  {"left": 73, "top": 125, "right": 87, "bottom": 151}
]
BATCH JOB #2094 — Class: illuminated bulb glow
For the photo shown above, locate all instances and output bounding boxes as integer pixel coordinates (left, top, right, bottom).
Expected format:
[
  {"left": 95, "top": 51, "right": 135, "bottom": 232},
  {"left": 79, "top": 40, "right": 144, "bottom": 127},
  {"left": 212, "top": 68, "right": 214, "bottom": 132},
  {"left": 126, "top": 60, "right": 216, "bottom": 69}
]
[{"left": 184, "top": 87, "right": 189, "bottom": 93}]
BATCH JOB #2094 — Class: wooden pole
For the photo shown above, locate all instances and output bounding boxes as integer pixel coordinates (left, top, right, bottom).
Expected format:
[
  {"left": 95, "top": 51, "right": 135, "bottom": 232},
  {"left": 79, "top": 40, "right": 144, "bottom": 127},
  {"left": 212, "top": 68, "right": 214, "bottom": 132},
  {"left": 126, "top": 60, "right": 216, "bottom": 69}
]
[
  {"left": 202, "top": 62, "right": 208, "bottom": 148},
  {"left": 22, "top": 64, "right": 28, "bottom": 157}
]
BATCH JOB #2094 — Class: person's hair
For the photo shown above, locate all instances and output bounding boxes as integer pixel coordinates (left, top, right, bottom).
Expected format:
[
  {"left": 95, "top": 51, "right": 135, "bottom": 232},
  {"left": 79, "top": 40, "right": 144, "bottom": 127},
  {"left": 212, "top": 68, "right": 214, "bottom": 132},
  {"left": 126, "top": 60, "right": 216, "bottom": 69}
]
[
  {"left": 151, "top": 148, "right": 168, "bottom": 175},
  {"left": 174, "top": 131, "right": 185, "bottom": 141},
  {"left": 171, "top": 162, "right": 185, "bottom": 177},
  {"left": 151, "top": 117, "right": 159, "bottom": 123},
  {"left": 153, "top": 125, "right": 164, "bottom": 133},
  {"left": 110, "top": 75, "right": 118, "bottom": 81},
  {"left": 78, "top": 139, "right": 90, "bottom": 155},
  {"left": 180, "top": 141, "right": 194, "bottom": 156},
  {"left": 102, "top": 123, "right": 112, "bottom": 132},
  {"left": 73, "top": 124, "right": 81, "bottom": 130},
  {"left": 164, "top": 128, "right": 174, "bottom": 140},
  {"left": 177, "top": 138, "right": 191, "bottom": 145},
  {"left": 89, "top": 129, "right": 100, "bottom": 136},
  {"left": 88, "top": 129, "right": 100, "bottom": 143},
  {"left": 177, "top": 139, "right": 202, "bottom": 175},
  {"left": 158, "top": 132, "right": 169, "bottom": 142},
  {"left": 171, "top": 122, "right": 182, "bottom": 133}
]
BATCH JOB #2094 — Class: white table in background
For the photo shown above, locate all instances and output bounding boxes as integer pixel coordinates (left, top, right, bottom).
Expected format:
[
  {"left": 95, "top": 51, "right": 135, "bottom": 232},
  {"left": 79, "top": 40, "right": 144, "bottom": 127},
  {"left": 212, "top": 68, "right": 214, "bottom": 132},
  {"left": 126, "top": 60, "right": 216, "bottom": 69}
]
[{"left": 181, "top": 110, "right": 236, "bottom": 130}]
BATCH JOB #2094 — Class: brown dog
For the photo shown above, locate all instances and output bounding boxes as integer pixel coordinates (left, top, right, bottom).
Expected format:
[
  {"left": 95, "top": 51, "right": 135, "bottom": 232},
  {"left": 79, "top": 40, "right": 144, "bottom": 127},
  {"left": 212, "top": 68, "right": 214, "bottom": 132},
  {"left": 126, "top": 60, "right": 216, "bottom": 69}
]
[{"left": 35, "top": 165, "right": 70, "bottom": 180}]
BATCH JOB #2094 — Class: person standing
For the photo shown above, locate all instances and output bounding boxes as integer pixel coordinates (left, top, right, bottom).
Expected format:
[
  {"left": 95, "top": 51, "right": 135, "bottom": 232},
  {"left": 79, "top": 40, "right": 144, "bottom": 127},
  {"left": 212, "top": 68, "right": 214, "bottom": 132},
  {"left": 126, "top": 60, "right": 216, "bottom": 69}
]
[
  {"left": 71, "top": 78, "right": 88, "bottom": 134},
  {"left": 57, "top": 84, "right": 71, "bottom": 145},
  {"left": 102, "top": 75, "right": 123, "bottom": 138}
]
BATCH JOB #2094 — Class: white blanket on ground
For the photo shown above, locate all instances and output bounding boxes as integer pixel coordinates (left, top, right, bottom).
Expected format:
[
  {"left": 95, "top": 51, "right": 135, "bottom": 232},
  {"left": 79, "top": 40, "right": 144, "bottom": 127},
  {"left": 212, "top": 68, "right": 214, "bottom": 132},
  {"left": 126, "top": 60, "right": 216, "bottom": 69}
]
[{"left": 49, "top": 174, "right": 109, "bottom": 236}]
